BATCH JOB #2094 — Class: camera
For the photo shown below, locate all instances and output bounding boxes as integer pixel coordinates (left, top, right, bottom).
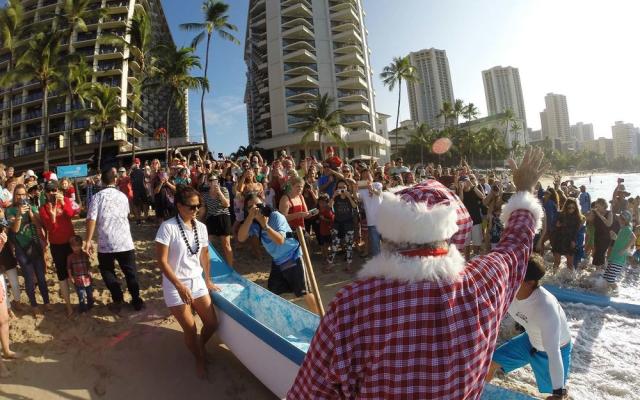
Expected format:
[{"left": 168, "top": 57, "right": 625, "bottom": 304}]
[
  {"left": 0, "top": 218, "right": 8, "bottom": 233},
  {"left": 20, "top": 198, "right": 30, "bottom": 206},
  {"left": 618, "top": 178, "right": 624, "bottom": 183},
  {"left": 218, "top": 153, "right": 224, "bottom": 159},
  {"left": 256, "top": 203, "right": 273, "bottom": 218}
]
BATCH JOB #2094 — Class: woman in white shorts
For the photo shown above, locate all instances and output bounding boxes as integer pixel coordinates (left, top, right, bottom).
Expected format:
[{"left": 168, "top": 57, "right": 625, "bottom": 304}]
[{"left": 155, "top": 185, "right": 220, "bottom": 379}]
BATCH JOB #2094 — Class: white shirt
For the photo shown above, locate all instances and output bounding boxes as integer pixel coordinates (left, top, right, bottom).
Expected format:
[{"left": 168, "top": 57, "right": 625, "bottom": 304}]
[
  {"left": 508, "top": 287, "right": 571, "bottom": 390},
  {"left": 87, "top": 187, "right": 134, "bottom": 253},
  {"left": 155, "top": 216, "right": 208, "bottom": 280},
  {"left": 358, "top": 182, "right": 384, "bottom": 226}
]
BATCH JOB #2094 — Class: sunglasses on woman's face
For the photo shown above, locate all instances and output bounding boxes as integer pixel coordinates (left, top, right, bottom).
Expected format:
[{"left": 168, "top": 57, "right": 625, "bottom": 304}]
[{"left": 183, "top": 203, "right": 201, "bottom": 211}]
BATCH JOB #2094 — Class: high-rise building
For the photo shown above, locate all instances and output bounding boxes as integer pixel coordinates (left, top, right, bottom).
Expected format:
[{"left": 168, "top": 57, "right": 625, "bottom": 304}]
[
  {"left": 406, "top": 48, "right": 455, "bottom": 128},
  {"left": 540, "top": 93, "right": 570, "bottom": 151},
  {"left": 583, "top": 137, "right": 614, "bottom": 160},
  {"left": 244, "top": 0, "right": 390, "bottom": 161},
  {"left": 0, "top": 0, "right": 187, "bottom": 171},
  {"left": 482, "top": 66, "right": 527, "bottom": 131},
  {"left": 570, "top": 122, "right": 594, "bottom": 150},
  {"left": 611, "top": 121, "right": 640, "bottom": 159}
]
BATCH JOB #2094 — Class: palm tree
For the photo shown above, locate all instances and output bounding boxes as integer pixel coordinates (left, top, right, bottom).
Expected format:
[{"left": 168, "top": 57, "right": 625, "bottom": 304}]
[
  {"left": 0, "top": 0, "right": 26, "bottom": 146},
  {"left": 180, "top": 0, "right": 239, "bottom": 153},
  {"left": 300, "top": 93, "right": 344, "bottom": 156},
  {"left": 58, "top": 57, "right": 93, "bottom": 164},
  {"left": 500, "top": 108, "right": 517, "bottom": 144},
  {"left": 437, "top": 101, "right": 453, "bottom": 127},
  {"left": 154, "top": 45, "right": 208, "bottom": 166},
  {"left": 12, "top": 30, "right": 65, "bottom": 171},
  {"left": 83, "top": 84, "right": 128, "bottom": 169},
  {"left": 462, "top": 102, "right": 480, "bottom": 161},
  {"left": 380, "top": 56, "right": 418, "bottom": 154},
  {"left": 480, "top": 127, "right": 505, "bottom": 168},
  {"left": 102, "top": 6, "right": 158, "bottom": 163},
  {"left": 408, "top": 122, "right": 433, "bottom": 165},
  {"left": 58, "top": 0, "right": 106, "bottom": 52},
  {"left": 452, "top": 99, "right": 465, "bottom": 127}
]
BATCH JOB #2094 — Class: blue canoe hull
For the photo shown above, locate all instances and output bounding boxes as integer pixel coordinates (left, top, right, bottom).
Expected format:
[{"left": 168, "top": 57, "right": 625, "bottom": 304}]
[{"left": 208, "top": 245, "right": 535, "bottom": 399}]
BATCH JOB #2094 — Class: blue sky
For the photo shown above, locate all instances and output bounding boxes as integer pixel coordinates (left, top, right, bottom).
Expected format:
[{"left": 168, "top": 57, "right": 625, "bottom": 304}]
[
  {"left": 5, "top": 1, "right": 637, "bottom": 153},
  {"left": 162, "top": 0, "right": 639, "bottom": 154}
]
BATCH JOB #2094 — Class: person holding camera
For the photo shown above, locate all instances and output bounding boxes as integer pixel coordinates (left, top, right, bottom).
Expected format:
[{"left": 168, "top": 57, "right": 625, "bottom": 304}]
[
  {"left": 327, "top": 180, "right": 358, "bottom": 270},
  {"left": 199, "top": 174, "right": 233, "bottom": 266},
  {"left": 6, "top": 184, "right": 49, "bottom": 312},
  {"left": 238, "top": 193, "right": 319, "bottom": 315},
  {"left": 39, "top": 180, "right": 78, "bottom": 317}
]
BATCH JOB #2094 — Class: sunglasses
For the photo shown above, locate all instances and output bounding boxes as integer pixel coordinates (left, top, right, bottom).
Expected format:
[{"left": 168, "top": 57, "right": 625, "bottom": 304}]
[
  {"left": 47, "top": 189, "right": 58, "bottom": 193},
  {"left": 183, "top": 203, "right": 201, "bottom": 211}
]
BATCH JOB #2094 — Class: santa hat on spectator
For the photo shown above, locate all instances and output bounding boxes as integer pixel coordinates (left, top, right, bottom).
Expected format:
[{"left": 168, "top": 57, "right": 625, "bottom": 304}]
[{"left": 42, "top": 171, "right": 58, "bottom": 182}]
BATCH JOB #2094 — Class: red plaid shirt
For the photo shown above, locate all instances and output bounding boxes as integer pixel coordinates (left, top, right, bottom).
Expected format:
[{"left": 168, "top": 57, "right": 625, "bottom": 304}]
[
  {"left": 67, "top": 252, "right": 92, "bottom": 287},
  {"left": 287, "top": 209, "right": 536, "bottom": 400}
]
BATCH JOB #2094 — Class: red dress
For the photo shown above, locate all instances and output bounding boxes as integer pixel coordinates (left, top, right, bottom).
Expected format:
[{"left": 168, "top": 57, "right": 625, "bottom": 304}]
[
  {"left": 288, "top": 208, "right": 538, "bottom": 400},
  {"left": 285, "top": 195, "right": 306, "bottom": 229}
]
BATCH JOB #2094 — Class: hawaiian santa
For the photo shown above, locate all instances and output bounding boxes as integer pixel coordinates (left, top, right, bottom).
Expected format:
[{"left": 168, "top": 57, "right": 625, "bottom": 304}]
[{"left": 288, "top": 147, "right": 548, "bottom": 399}]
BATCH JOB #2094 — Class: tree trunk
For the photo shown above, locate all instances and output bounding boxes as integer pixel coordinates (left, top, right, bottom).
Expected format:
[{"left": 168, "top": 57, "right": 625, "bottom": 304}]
[
  {"left": 67, "top": 33, "right": 75, "bottom": 165},
  {"left": 200, "top": 33, "right": 212, "bottom": 153},
  {"left": 395, "top": 78, "right": 402, "bottom": 157},
  {"left": 43, "top": 83, "right": 50, "bottom": 172},
  {"left": 420, "top": 144, "right": 424, "bottom": 165},
  {"left": 67, "top": 89, "right": 75, "bottom": 164},
  {"left": 97, "top": 127, "right": 105, "bottom": 170},
  {"left": 490, "top": 150, "right": 493, "bottom": 169},
  {"left": 165, "top": 92, "right": 175, "bottom": 168},
  {"left": 7, "top": 54, "right": 14, "bottom": 153}
]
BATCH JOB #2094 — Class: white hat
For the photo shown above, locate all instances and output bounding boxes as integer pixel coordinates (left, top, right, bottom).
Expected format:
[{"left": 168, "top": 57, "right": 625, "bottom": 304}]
[{"left": 26, "top": 169, "right": 37, "bottom": 178}]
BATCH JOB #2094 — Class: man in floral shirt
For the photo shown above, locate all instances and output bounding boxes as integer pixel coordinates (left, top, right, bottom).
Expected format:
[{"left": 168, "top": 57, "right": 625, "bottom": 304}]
[{"left": 288, "top": 148, "right": 547, "bottom": 400}]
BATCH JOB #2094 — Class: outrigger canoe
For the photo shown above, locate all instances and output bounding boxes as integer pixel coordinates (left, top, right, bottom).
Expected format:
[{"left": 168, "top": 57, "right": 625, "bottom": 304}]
[{"left": 208, "top": 245, "right": 535, "bottom": 399}]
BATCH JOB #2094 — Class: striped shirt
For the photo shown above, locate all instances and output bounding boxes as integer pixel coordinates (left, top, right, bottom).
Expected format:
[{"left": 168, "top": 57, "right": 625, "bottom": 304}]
[{"left": 203, "top": 187, "right": 230, "bottom": 218}]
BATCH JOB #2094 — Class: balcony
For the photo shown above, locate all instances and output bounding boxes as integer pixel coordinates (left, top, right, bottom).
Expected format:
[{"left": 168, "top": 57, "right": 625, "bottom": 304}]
[
  {"left": 334, "top": 52, "right": 365, "bottom": 66},
  {"left": 333, "top": 41, "right": 363, "bottom": 55},
  {"left": 337, "top": 76, "right": 367, "bottom": 90},
  {"left": 283, "top": 48, "right": 316, "bottom": 63},
  {"left": 332, "top": 28, "right": 361, "bottom": 43},
  {"left": 282, "top": 25, "right": 314, "bottom": 40},
  {"left": 284, "top": 74, "right": 319, "bottom": 88},
  {"left": 341, "top": 114, "right": 371, "bottom": 129},
  {"left": 96, "top": 62, "right": 123, "bottom": 75},
  {"left": 22, "top": 92, "right": 44, "bottom": 105},
  {"left": 281, "top": 0, "right": 311, "bottom": 8},
  {"left": 75, "top": 31, "right": 98, "bottom": 44},
  {"left": 281, "top": 3, "right": 313, "bottom": 18},
  {"left": 285, "top": 87, "right": 319, "bottom": 101},
  {"left": 283, "top": 39, "right": 315, "bottom": 53},
  {"left": 101, "top": 14, "right": 127, "bottom": 28},
  {"left": 287, "top": 102, "right": 313, "bottom": 114},
  {"left": 75, "top": 47, "right": 96, "bottom": 58},
  {"left": 23, "top": 110, "right": 43, "bottom": 122},
  {"left": 336, "top": 65, "right": 365, "bottom": 78},
  {"left": 105, "top": 1, "right": 129, "bottom": 13},
  {"left": 281, "top": 17, "right": 313, "bottom": 31},
  {"left": 287, "top": 115, "right": 310, "bottom": 128},
  {"left": 340, "top": 102, "right": 370, "bottom": 114},
  {"left": 330, "top": 6, "right": 359, "bottom": 22},
  {"left": 284, "top": 63, "right": 317, "bottom": 76}
]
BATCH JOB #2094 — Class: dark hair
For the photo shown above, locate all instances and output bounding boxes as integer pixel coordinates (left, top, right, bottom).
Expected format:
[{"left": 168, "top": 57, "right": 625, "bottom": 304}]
[
  {"left": 69, "top": 235, "right": 83, "bottom": 246},
  {"left": 101, "top": 168, "right": 116, "bottom": 185},
  {"left": 525, "top": 254, "right": 546, "bottom": 284},
  {"left": 244, "top": 192, "right": 261, "bottom": 211},
  {"left": 175, "top": 185, "right": 201, "bottom": 205},
  {"left": 318, "top": 193, "right": 330, "bottom": 203}
]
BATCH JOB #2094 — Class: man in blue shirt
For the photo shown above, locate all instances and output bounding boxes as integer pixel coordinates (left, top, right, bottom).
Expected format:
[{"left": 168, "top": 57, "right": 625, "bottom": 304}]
[
  {"left": 238, "top": 193, "right": 319, "bottom": 314},
  {"left": 578, "top": 185, "right": 591, "bottom": 214}
]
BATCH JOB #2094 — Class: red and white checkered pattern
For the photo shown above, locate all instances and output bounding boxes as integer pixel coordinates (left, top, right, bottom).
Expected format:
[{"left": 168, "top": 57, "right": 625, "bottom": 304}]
[
  {"left": 287, "top": 209, "right": 537, "bottom": 400},
  {"left": 394, "top": 180, "right": 472, "bottom": 250}
]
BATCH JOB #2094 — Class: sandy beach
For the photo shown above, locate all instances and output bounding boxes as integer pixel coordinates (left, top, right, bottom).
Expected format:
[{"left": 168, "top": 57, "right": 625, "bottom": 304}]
[{"left": 1, "top": 217, "right": 358, "bottom": 400}]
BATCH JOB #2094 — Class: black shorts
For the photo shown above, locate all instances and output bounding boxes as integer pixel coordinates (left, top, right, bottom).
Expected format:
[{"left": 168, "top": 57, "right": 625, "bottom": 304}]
[
  {"left": 267, "top": 258, "right": 307, "bottom": 297},
  {"left": 50, "top": 243, "right": 73, "bottom": 281},
  {"left": 317, "top": 234, "right": 331, "bottom": 245},
  {"left": 133, "top": 193, "right": 148, "bottom": 209},
  {"left": 206, "top": 214, "right": 232, "bottom": 237},
  {"left": 333, "top": 221, "right": 355, "bottom": 237}
]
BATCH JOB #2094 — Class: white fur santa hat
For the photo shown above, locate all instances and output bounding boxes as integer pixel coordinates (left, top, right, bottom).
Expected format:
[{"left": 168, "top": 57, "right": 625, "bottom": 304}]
[{"left": 375, "top": 179, "right": 471, "bottom": 249}]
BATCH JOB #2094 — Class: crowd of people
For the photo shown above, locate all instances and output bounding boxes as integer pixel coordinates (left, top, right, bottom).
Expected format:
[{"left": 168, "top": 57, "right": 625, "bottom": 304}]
[{"left": 0, "top": 145, "right": 637, "bottom": 397}]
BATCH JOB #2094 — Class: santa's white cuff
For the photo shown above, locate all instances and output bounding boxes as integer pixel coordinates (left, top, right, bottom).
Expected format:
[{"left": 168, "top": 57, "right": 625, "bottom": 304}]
[{"left": 500, "top": 191, "right": 543, "bottom": 232}]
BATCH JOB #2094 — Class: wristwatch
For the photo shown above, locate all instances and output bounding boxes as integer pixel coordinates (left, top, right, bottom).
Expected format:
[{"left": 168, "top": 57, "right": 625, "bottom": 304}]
[{"left": 552, "top": 388, "right": 568, "bottom": 398}]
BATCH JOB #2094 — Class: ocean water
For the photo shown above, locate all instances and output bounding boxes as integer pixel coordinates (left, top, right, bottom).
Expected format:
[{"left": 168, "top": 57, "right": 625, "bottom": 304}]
[
  {"left": 492, "top": 173, "right": 640, "bottom": 399},
  {"left": 568, "top": 173, "right": 640, "bottom": 201}
]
